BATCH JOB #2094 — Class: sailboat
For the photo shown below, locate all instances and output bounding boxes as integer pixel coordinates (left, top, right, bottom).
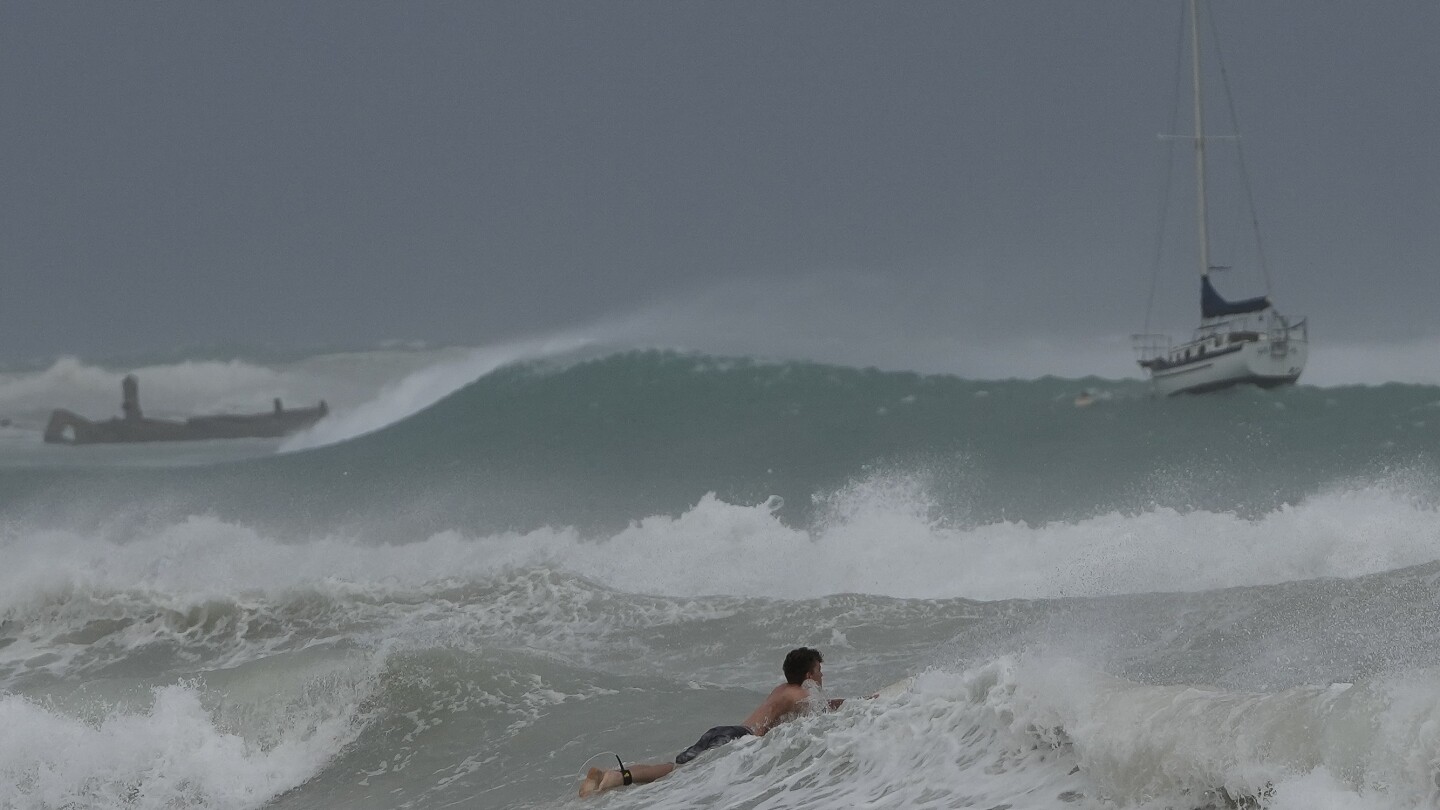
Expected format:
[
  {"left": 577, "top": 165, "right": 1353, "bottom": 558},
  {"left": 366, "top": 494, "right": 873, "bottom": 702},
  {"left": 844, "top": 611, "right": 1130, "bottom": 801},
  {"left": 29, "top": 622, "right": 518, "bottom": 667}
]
[{"left": 1133, "top": 0, "right": 1307, "bottom": 396}]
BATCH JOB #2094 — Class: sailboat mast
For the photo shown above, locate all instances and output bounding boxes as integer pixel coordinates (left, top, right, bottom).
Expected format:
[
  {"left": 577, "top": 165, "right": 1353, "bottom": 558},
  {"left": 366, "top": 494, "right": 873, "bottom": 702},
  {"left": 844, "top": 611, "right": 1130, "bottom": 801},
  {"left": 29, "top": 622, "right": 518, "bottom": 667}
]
[{"left": 1190, "top": 0, "right": 1211, "bottom": 282}]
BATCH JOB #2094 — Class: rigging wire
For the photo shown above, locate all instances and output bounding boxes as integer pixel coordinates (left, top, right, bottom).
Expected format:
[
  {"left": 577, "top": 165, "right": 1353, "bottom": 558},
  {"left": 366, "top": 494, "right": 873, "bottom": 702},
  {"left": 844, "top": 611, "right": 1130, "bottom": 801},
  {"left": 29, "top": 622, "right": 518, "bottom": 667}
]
[{"left": 1206, "top": 1, "right": 1275, "bottom": 300}]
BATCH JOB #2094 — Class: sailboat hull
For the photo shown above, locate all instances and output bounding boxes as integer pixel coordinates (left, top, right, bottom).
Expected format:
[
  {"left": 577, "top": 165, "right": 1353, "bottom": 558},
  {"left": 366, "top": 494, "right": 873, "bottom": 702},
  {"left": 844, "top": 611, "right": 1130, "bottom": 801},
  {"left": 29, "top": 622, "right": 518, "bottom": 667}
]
[{"left": 1147, "top": 334, "right": 1307, "bottom": 396}]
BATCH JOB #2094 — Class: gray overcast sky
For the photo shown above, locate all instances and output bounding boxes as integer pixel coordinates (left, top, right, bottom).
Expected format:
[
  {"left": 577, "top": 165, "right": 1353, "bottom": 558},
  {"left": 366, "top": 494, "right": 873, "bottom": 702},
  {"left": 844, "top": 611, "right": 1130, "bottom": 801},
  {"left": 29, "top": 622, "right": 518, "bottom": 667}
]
[{"left": 2, "top": 1, "right": 1436, "bottom": 371}]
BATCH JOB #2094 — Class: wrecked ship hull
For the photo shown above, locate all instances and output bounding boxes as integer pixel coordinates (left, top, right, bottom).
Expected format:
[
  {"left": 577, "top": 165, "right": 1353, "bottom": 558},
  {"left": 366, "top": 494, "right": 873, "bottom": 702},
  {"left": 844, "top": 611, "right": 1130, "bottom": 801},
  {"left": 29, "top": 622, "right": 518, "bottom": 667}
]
[{"left": 43, "top": 405, "right": 328, "bottom": 445}]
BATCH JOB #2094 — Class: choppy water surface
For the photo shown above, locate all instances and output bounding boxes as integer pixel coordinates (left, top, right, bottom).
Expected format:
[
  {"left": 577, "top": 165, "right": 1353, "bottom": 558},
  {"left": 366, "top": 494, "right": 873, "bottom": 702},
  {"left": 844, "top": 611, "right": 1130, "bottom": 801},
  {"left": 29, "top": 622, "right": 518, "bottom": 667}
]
[{"left": 3, "top": 348, "right": 1440, "bottom": 809}]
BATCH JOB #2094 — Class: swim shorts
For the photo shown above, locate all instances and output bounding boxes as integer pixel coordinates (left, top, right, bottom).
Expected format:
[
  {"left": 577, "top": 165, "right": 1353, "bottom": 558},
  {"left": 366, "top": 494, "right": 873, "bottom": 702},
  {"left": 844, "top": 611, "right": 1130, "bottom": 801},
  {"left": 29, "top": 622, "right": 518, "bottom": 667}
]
[{"left": 674, "top": 725, "right": 752, "bottom": 764}]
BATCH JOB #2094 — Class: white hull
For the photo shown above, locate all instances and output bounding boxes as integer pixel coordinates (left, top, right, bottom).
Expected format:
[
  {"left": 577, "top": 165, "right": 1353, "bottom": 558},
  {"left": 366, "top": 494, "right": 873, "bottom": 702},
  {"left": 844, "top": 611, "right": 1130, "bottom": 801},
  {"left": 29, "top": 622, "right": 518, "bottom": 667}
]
[{"left": 1145, "top": 326, "right": 1307, "bottom": 396}]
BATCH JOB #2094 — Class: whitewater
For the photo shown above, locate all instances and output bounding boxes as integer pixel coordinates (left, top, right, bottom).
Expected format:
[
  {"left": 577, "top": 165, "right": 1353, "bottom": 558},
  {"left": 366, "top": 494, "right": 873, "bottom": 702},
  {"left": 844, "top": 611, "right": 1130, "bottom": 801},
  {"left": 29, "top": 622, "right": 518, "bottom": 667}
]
[{"left": 3, "top": 344, "right": 1440, "bottom": 809}]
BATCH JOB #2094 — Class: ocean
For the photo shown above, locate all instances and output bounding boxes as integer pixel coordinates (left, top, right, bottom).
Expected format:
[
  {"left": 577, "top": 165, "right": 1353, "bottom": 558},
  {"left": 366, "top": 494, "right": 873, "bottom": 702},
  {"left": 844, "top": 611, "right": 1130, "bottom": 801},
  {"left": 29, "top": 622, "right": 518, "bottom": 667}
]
[{"left": 3, "top": 344, "right": 1440, "bottom": 809}]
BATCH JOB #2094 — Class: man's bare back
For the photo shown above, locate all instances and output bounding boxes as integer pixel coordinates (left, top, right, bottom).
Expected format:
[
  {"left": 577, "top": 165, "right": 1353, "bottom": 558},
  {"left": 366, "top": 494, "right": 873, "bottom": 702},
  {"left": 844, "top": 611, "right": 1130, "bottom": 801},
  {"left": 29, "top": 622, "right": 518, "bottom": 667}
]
[
  {"left": 744, "top": 675, "right": 845, "bottom": 734},
  {"left": 742, "top": 682, "right": 808, "bottom": 735}
]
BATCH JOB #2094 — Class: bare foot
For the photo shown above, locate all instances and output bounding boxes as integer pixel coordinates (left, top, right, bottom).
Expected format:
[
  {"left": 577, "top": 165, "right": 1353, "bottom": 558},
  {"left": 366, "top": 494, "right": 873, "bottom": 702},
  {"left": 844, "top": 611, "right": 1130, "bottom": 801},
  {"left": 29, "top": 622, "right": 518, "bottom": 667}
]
[
  {"left": 578, "top": 768, "right": 604, "bottom": 798},
  {"left": 578, "top": 768, "right": 625, "bottom": 798}
]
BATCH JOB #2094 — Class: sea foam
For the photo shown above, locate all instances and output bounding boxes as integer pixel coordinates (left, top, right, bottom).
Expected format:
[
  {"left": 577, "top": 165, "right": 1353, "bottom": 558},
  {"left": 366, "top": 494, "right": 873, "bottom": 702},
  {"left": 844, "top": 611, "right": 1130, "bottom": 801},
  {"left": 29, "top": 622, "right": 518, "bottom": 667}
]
[
  {"left": 0, "top": 676, "right": 366, "bottom": 810},
  {"left": 2, "top": 473, "right": 1438, "bottom": 610}
]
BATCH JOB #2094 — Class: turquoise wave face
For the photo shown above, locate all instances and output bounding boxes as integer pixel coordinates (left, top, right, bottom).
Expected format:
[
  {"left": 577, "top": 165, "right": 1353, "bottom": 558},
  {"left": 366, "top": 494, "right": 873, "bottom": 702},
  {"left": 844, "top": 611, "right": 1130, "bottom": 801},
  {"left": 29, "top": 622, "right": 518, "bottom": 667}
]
[{"left": 3, "top": 350, "right": 1438, "bottom": 535}]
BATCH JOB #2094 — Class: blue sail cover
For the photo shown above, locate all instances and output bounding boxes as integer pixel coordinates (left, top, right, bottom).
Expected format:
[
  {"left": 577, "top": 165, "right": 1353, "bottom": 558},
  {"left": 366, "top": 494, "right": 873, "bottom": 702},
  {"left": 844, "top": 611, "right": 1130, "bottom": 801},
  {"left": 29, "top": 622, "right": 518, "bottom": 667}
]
[{"left": 1201, "top": 275, "right": 1270, "bottom": 319}]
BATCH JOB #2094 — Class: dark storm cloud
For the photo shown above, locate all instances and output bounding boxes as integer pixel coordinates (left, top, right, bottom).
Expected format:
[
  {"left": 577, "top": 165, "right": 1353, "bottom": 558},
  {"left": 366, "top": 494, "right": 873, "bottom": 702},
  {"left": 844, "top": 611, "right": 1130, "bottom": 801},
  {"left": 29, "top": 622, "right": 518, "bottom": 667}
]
[{"left": 1, "top": 1, "right": 1436, "bottom": 370}]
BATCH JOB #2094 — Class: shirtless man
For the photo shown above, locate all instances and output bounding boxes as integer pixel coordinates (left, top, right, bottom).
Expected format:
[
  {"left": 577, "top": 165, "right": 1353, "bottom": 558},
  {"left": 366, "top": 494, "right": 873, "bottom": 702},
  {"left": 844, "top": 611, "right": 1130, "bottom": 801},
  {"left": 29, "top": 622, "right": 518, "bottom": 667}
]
[{"left": 578, "top": 647, "right": 847, "bottom": 797}]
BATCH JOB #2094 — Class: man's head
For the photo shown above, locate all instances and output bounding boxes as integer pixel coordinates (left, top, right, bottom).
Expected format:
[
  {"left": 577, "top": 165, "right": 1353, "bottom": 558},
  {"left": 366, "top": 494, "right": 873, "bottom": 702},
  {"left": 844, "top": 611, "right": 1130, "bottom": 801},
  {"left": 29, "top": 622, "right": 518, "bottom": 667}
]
[{"left": 783, "top": 647, "right": 824, "bottom": 686}]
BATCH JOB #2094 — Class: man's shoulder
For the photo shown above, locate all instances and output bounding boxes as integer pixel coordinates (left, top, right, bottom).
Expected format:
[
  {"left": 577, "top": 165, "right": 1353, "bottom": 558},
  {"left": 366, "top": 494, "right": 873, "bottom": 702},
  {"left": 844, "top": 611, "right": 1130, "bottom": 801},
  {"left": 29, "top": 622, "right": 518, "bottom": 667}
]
[{"left": 769, "top": 683, "right": 809, "bottom": 702}]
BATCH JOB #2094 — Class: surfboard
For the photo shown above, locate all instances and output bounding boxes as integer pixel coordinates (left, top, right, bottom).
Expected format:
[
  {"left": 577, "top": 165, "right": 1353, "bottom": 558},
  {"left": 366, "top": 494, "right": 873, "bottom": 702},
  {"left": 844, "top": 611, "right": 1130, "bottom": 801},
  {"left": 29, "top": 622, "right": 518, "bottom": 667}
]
[{"left": 873, "top": 675, "right": 916, "bottom": 699}]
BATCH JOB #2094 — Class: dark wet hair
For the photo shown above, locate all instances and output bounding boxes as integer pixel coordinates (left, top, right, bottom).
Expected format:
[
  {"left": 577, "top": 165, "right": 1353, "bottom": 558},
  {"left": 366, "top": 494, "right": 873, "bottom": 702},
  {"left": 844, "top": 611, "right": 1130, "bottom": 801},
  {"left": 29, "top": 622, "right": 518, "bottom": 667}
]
[{"left": 783, "top": 647, "right": 823, "bottom": 685}]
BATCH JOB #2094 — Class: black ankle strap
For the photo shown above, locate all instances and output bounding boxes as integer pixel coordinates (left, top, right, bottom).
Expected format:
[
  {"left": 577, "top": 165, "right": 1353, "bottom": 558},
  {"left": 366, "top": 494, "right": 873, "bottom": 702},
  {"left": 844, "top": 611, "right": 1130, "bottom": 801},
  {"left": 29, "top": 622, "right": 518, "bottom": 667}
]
[{"left": 615, "top": 755, "right": 633, "bottom": 786}]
